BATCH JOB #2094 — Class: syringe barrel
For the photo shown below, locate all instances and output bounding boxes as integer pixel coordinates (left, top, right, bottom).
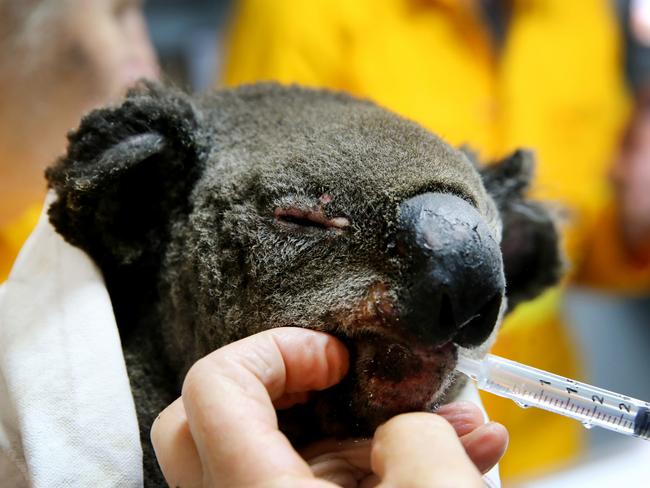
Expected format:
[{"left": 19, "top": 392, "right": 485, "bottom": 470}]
[{"left": 468, "top": 354, "right": 650, "bottom": 440}]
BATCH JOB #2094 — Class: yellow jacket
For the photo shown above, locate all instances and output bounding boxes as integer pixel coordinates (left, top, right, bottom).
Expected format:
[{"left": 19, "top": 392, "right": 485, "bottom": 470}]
[
  {"left": 222, "top": 0, "right": 649, "bottom": 479},
  {"left": 0, "top": 205, "right": 41, "bottom": 283}
]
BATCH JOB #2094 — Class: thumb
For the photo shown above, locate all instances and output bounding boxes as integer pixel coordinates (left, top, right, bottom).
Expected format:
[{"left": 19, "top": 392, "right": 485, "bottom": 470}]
[{"left": 371, "top": 412, "right": 483, "bottom": 488}]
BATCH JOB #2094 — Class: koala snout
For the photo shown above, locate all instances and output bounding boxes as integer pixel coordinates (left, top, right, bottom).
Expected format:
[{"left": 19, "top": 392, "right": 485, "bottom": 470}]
[{"left": 397, "top": 192, "right": 505, "bottom": 347}]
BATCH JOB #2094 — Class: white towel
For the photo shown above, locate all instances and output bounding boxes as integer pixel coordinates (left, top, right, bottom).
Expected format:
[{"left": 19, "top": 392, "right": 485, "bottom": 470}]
[
  {"left": 0, "top": 193, "right": 499, "bottom": 487},
  {"left": 0, "top": 193, "right": 143, "bottom": 487}
]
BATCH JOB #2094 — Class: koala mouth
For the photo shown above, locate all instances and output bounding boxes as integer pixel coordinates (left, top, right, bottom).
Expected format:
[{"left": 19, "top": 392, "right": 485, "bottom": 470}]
[
  {"left": 288, "top": 282, "right": 483, "bottom": 440},
  {"left": 346, "top": 334, "right": 458, "bottom": 428},
  {"left": 315, "top": 282, "right": 466, "bottom": 433},
  {"left": 281, "top": 330, "right": 460, "bottom": 443}
]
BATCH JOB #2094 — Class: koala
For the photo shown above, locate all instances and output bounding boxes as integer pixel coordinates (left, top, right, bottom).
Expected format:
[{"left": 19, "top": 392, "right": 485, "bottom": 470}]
[{"left": 45, "top": 82, "right": 562, "bottom": 485}]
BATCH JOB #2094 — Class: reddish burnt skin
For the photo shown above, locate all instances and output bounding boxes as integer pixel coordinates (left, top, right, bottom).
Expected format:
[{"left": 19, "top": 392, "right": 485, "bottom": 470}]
[
  {"left": 335, "top": 282, "right": 399, "bottom": 333},
  {"left": 331, "top": 283, "right": 458, "bottom": 424},
  {"left": 362, "top": 342, "right": 457, "bottom": 413},
  {"left": 319, "top": 193, "right": 333, "bottom": 204}
]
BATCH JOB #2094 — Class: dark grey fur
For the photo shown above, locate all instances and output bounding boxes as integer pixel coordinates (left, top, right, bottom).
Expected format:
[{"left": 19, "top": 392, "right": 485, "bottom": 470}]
[{"left": 45, "top": 82, "right": 562, "bottom": 486}]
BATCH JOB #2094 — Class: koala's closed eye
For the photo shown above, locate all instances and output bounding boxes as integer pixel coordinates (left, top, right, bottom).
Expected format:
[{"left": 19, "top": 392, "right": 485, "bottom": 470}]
[{"left": 274, "top": 207, "right": 350, "bottom": 231}]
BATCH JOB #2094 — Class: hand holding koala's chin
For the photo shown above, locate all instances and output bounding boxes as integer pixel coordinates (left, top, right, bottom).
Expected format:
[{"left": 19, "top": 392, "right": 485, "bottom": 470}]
[{"left": 151, "top": 327, "right": 507, "bottom": 488}]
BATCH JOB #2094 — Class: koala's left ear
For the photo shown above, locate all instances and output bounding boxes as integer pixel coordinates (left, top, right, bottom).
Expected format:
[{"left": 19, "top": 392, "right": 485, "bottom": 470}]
[
  {"left": 46, "top": 82, "right": 204, "bottom": 273},
  {"left": 478, "top": 150, "right": 564, "bottom": 311}
]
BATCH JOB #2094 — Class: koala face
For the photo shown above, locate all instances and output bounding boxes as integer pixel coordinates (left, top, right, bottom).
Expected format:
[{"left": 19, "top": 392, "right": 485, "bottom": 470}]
[{"left": 46, "top": 83, "right": 561, "bottom": 441}]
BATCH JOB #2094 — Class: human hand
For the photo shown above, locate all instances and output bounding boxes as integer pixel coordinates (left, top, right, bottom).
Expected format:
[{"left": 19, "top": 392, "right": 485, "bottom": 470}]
[{"left": 151, "top": 327, "right": 508, "bottom": 487}]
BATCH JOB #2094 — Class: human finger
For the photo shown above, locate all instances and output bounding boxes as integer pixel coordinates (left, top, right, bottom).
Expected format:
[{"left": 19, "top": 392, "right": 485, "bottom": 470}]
[
  {"left": 436, "top": 401, "right": 485, "bottom": 436},
  {"left": 151, "top": 397, "right": 202, "bottom": 487},
  {"left": 436, "top": 401, "right": 508, "bottom": 473},
  {"left": 301, "top": 403, "right": 507, "bottom": 485},
  {"left": 152, "top": 327, "right": 348, "bottom": 488},
  {"left": 460, "top": 421, "right": 508, "bottom": 474},
  {"left": 302, "top": 438, "right": 372, "bottom": 487},
  {"left": 371, "top": 412, "right": 483, "bottom": 488}
]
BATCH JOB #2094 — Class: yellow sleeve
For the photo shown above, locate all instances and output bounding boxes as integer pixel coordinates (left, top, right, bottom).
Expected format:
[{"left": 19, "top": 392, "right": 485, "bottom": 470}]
[
  {"left": 0, "top": 204, "right": 41, "bottom": 282},
  {"left": 221, "top": 0, "right": 351, "bottom": 89},
  {"left": 574, "top": 201, "right": 650, "bottom": 292}
]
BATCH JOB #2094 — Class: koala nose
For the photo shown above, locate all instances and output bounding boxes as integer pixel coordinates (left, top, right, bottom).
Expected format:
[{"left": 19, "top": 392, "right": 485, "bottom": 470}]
[{"left": 397, "top": 192, "right": 505, "bottom": 347}]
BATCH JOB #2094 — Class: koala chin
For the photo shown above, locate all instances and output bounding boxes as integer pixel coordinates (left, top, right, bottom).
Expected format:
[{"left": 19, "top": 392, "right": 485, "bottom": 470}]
[{"left": 46, "top": 81, "right": 562, "bottom": 485}]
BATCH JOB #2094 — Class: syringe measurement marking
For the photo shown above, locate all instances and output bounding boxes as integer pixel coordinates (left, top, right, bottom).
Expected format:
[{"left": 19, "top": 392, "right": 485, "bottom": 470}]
[
  {"left": 486, "top": 378, "right": 635, "bottom": 430},
  {"left": 505, "top": 382, "right": 625, "bottom": 423},
  {"left": 562, "top": 392, "right": 633, "bottom": 429},
  {"left": 458, "top": 354, "right": 650, "bottom": 440}
]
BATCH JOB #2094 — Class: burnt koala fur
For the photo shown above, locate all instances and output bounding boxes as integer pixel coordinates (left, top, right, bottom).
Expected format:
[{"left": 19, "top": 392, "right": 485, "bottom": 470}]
[{"left": 46, "top": 82, "right": 562, "bottom": 485}]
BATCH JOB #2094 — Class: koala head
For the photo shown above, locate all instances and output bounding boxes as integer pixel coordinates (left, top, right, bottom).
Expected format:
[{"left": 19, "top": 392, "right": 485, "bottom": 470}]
[{"left": 46, "top": 82, "right": 561, "bottom": 441}]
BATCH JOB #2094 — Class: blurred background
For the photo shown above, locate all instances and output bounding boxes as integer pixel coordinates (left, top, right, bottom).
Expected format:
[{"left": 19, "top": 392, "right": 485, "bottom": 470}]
[
  {"left": 144, "top": 0, "right": 230, "bottom": 90},
  {"left": 2, "top": 0, "right": 650, "bottom": 486}
]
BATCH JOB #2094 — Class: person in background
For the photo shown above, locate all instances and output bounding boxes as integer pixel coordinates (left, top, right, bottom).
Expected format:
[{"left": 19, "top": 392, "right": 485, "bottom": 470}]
[
  {"left": 0, "top": 0, "right": 159, "bottom": 281},
  {"left": 221, "top": 0, "right": 650, "bottom": 480}
]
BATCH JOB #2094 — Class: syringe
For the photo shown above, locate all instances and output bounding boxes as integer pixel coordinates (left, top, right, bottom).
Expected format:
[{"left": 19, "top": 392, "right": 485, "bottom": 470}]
[{"left": 456, "top": 353, "right": 650, "bottom": 440}]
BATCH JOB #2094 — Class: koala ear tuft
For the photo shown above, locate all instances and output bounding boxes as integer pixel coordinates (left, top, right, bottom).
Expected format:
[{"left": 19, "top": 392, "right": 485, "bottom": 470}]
[
  {"left": 46, "top": 81, "right": 204, "bottom": 272},
  {"left": 479, "top": 149, "right": 534, "bottom": 205},
  {"left": 479, "top": 150, "right": 564, "bottom": 311}
]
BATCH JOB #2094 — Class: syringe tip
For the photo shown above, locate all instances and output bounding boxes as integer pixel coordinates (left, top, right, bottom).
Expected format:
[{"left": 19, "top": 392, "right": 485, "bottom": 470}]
[{"left": 455, "top": 353, "right": 482, "bottom": 380}]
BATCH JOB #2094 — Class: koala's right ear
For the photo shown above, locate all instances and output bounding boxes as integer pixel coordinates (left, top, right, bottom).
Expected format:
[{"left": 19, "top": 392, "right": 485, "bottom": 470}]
[
  {"left": 46, "top": 82, "right": 204, "bottom": 272},
  {"left": 477, "top": 150, "right": 565, "bottom": 312}
]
